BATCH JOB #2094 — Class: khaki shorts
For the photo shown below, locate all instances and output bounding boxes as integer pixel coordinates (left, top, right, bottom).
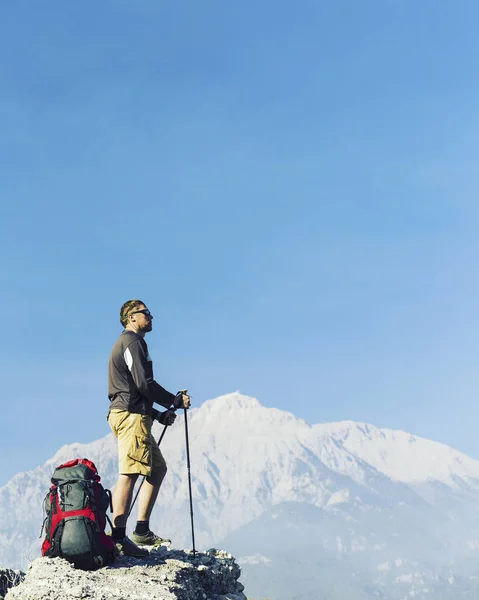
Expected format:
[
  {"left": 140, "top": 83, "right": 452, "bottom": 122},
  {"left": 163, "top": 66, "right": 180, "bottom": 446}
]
[{"left": 107, "top": 410, "right": 166, "bottom": 476}]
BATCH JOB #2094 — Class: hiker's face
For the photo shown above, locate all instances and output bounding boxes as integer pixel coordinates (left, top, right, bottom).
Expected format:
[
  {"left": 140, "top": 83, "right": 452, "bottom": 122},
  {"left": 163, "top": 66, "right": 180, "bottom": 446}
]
[{"left": 128, "top": 304, "right": 153, "bottom": 333}]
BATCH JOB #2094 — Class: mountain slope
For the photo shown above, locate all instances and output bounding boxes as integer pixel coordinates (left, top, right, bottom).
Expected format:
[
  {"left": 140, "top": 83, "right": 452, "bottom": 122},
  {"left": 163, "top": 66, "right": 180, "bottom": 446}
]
[{"left": 1, "top": 393, "right": 479, "bottom": 599}]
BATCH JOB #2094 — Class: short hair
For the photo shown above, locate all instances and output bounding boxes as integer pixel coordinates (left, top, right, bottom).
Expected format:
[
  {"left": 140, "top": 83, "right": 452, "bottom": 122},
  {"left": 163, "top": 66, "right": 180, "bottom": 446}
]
[{"left": 120, "top": 299, "right": 145, "bottom": 327}]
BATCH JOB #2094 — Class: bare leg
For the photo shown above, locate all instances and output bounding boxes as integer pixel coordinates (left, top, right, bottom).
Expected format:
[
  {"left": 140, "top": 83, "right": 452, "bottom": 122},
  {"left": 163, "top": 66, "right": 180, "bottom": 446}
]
[
  {"left": 112, "top": 473, "right": 139, "bottom": 528},
  {"left": 137, "top": 465, "right": 167, "bottom": 522}
]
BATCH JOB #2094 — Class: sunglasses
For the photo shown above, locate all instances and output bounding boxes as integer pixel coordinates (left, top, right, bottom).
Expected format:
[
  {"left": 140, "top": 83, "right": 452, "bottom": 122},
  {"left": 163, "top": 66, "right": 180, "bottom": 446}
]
[{"left": 129, "top": 309, "right": 153, "bottom": 318}]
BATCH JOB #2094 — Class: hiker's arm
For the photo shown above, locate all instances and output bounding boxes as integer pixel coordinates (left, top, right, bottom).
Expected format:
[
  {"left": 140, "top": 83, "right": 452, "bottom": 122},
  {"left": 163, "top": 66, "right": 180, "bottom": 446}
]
[{"left": 125, "top": 340, "right": 175, "bottom": 410}]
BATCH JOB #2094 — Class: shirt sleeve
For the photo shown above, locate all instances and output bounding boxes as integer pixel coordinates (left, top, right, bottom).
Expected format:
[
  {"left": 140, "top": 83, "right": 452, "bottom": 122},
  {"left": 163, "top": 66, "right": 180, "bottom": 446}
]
[{"left": 124, "top": 339, "right": 175, "bottom": 409}]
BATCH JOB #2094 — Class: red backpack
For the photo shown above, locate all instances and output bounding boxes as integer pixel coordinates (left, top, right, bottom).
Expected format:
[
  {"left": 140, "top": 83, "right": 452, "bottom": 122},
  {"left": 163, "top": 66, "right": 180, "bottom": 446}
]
[{"left": 41, "top": 458, "right": 115, "bottom": 570}]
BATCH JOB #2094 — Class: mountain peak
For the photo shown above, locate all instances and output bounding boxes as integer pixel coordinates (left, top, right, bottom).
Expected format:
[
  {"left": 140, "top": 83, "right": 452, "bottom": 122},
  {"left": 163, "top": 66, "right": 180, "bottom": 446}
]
[{"left": 201, "top": 392, "right": 261, "bottom": 411}]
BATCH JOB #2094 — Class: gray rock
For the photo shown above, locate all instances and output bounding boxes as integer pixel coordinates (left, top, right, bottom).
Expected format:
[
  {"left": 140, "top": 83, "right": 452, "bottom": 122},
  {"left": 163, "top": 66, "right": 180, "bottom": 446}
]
[{"left": 5, "top": 548, "right": 246, "bottom": 600}]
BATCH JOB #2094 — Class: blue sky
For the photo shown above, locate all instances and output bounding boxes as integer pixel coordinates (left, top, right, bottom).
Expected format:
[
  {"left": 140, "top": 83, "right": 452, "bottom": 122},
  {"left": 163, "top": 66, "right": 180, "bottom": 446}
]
[{"left": 1, "top": 1, "right": 479, "bottom": 485}]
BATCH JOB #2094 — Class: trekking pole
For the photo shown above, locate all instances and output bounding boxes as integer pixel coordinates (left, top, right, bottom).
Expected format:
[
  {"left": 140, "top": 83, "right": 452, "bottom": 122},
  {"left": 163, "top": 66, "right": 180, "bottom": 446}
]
[
  {"left": 183, "top": 404, "right": 196, "bottom": 555},
  {"left": 128, "top": 422, "right": 169, "bottom": 518}
]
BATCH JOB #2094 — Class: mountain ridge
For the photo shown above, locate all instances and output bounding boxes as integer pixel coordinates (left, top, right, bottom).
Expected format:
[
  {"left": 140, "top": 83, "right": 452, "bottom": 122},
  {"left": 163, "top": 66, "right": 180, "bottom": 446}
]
[
  {"left": 2, "top": 392, "right": 479, "bottom": 599},
  {"left": 4, "top": 391, "right": 478, "bottom": 493}
]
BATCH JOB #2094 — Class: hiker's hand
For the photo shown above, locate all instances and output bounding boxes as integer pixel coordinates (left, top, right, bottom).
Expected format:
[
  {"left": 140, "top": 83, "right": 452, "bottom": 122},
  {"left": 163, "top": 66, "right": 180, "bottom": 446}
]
[
  {"left": 174, "top": 391, "right": 191, "bottom": 409},
  {"left": 157, "top": 410, "right": 177, "bottom": 426}
]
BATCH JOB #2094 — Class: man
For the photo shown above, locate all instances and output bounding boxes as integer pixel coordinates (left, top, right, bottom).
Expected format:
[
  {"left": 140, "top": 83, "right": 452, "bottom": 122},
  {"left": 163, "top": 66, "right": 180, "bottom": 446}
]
[{"left": 107, "top": 299, "right": 190, "bottom": 557}]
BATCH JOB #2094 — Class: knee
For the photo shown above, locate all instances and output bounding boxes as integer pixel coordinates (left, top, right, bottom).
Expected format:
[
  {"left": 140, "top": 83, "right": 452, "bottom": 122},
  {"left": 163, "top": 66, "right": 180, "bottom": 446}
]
[
  {"left": 149, "top": 464, "right": 167, "bottom": 485},
  {"left": 116, "top": 473, "right": 139, "bottom": 491}
]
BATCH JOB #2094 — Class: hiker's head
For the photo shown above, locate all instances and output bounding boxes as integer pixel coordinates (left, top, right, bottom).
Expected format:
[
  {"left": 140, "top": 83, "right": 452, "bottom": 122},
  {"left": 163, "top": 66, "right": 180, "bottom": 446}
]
[{"left": 120, "top": 299, "right": 153, "bottom": 334}]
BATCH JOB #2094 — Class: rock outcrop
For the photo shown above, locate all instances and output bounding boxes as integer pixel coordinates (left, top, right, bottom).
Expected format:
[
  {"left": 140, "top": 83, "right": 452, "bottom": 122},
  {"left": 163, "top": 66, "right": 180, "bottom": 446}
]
[{"left": 5, "top": 548, "right": 246, "bottom": 600}]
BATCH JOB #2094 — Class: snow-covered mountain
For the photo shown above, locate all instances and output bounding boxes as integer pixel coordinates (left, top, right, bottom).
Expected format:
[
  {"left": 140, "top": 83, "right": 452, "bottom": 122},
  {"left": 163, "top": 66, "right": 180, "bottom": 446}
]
[{"left": 1, "top": 393, "right": 479, "bottom": 599}]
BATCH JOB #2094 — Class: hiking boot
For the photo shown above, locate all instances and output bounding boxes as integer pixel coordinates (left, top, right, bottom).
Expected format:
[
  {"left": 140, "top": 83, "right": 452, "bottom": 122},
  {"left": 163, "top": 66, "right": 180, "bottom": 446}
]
[
  {"left": 131, "top": 530, "right": 171, "bottom": 547},
  {"left": 115, "top": 536, "right": 149, "bottom": 557}
]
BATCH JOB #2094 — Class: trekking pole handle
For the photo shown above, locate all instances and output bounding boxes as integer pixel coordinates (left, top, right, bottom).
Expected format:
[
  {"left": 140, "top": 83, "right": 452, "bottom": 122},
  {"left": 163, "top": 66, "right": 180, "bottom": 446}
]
[{"left": 174, "top": 389, "right": 190, "bottom": 409}]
